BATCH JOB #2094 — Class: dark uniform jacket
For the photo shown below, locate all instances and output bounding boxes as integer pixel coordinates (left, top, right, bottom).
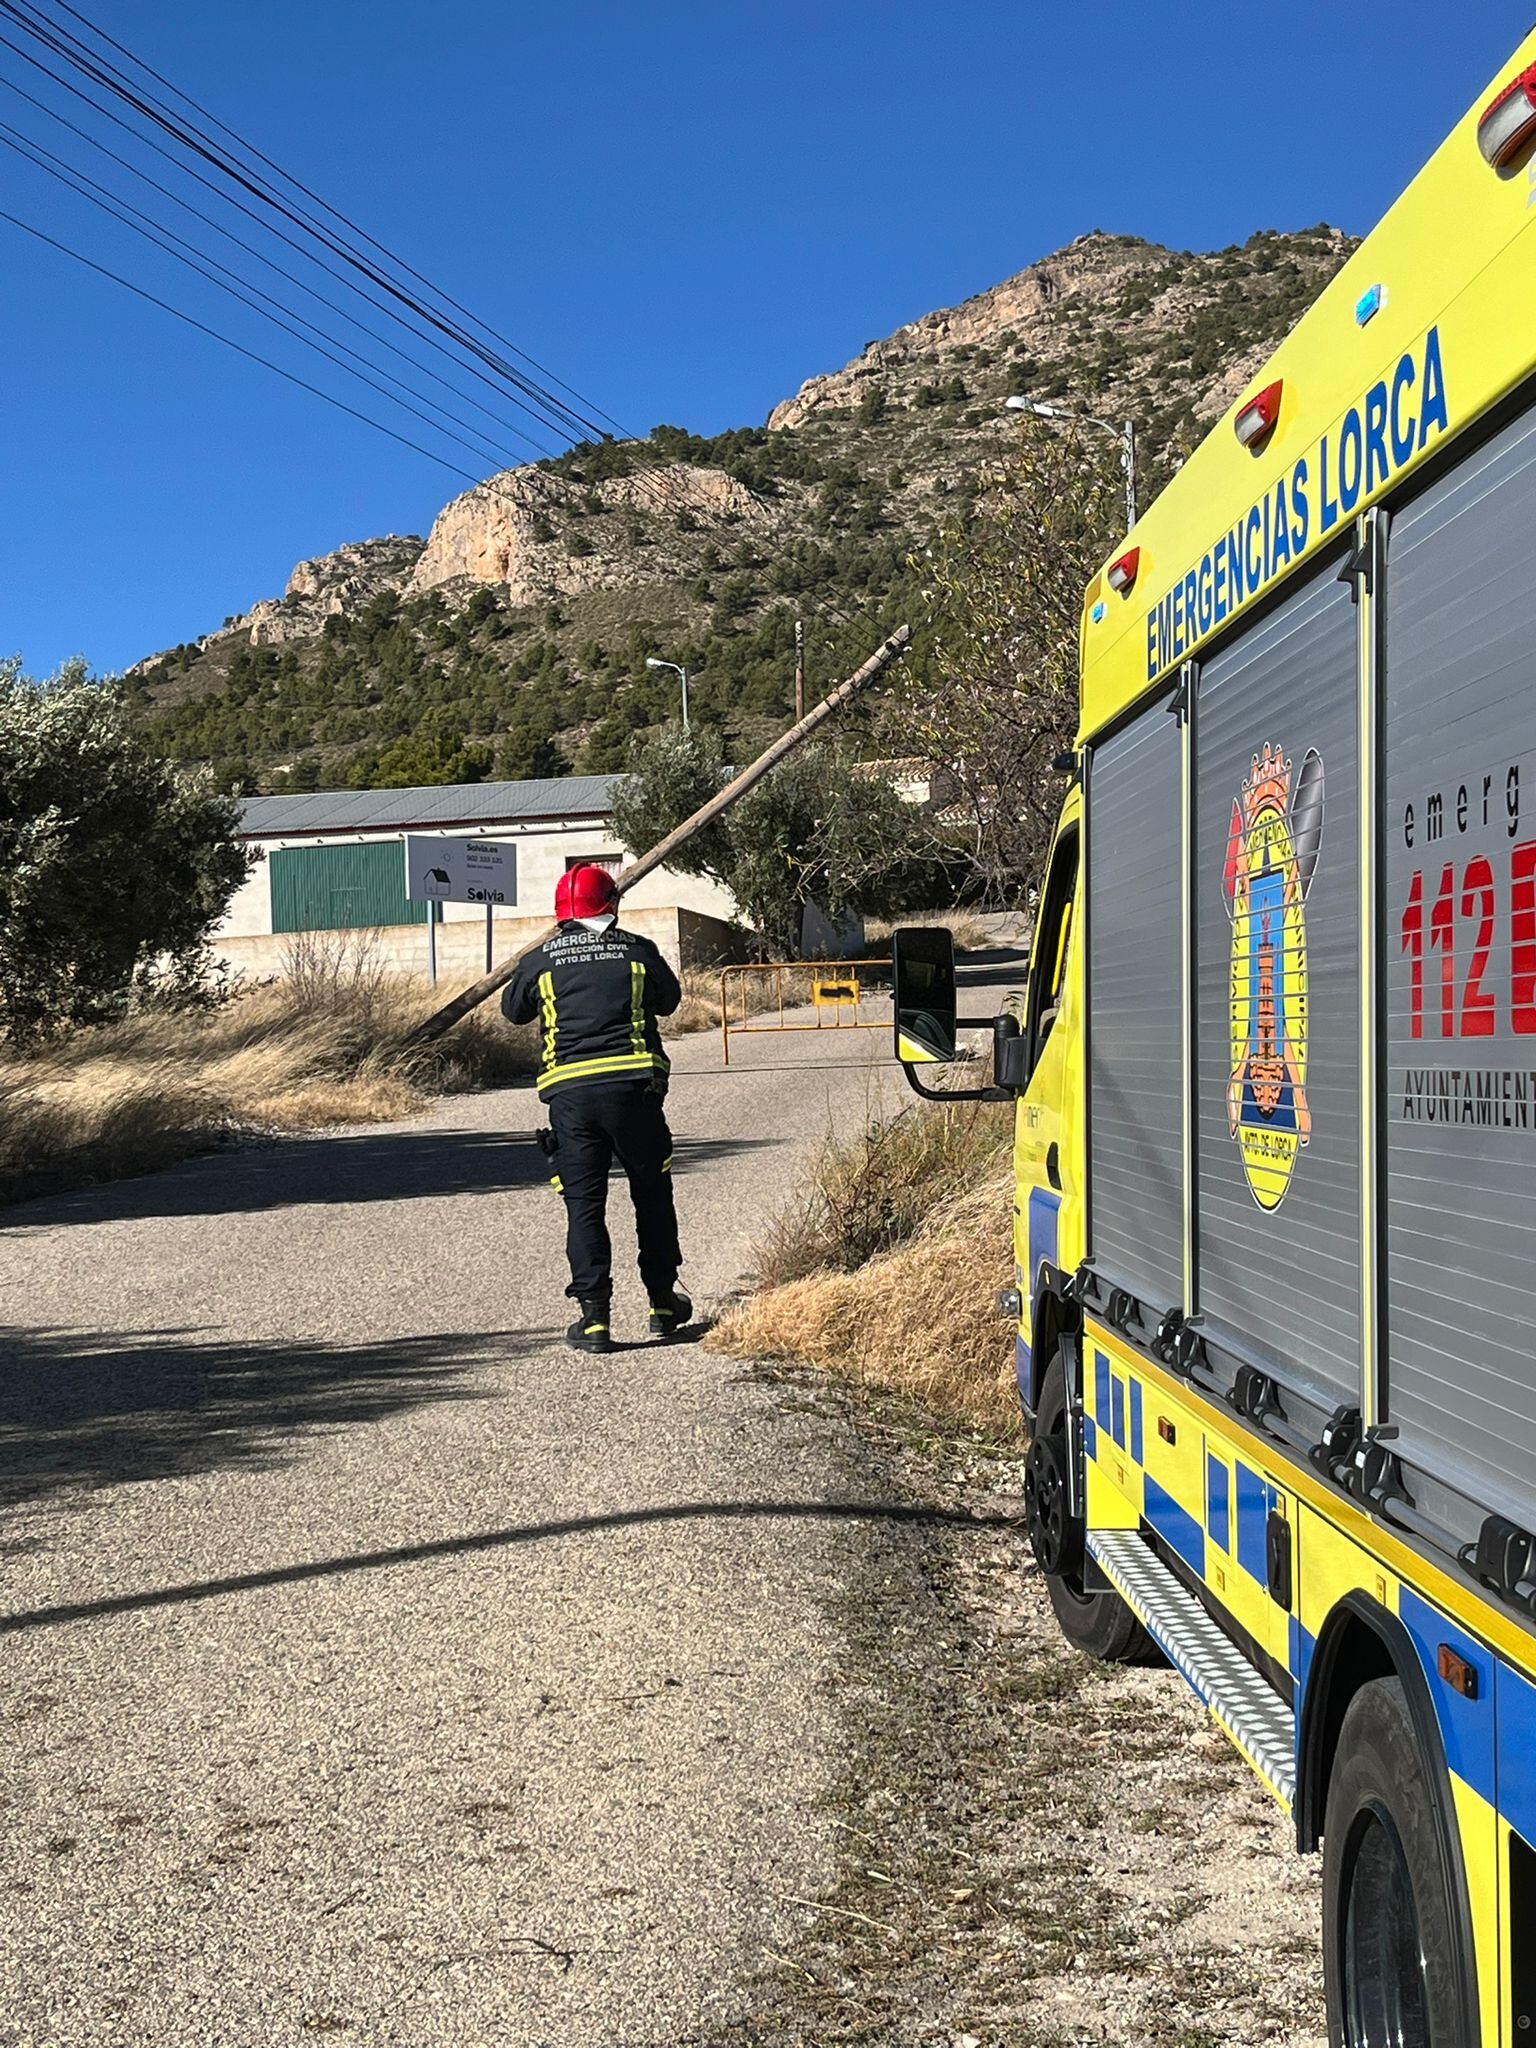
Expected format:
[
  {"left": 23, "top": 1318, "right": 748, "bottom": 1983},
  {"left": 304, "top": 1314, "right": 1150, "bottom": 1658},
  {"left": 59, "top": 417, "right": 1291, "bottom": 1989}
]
[{"left": 503, "top": 921, "right": 682, "bottom": 1098}]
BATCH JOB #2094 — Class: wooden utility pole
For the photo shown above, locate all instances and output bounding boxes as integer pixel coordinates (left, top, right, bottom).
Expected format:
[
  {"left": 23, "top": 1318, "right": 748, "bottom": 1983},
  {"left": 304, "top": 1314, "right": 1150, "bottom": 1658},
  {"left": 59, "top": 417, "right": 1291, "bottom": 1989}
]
[
  {"left": 793, "top": 617, "right": 805, "bottom": 723},
  {"left": 407, "top": 624, "right": 913, "bottom": 1044}
]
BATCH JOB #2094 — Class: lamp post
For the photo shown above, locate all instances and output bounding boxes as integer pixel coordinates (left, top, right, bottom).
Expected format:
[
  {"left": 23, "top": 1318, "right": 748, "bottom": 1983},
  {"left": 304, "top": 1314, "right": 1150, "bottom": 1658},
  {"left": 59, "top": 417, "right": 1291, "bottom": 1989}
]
[
  {"left": 645, "top": 656, "right": 690, "bottom": 731},
  {"left": 1004, "top": 395, "right": 1138, "bottom": 533}
]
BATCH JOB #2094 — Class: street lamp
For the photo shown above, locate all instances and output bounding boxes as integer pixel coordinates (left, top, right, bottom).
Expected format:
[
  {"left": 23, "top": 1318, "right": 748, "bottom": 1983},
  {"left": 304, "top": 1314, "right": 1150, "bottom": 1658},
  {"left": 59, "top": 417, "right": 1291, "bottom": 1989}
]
[
  {"left": 645, "top": 655, "right": 690, "bottom": 731},
  {"left": 1004, "top": 395, "right": 1138, "bottom": 534}
]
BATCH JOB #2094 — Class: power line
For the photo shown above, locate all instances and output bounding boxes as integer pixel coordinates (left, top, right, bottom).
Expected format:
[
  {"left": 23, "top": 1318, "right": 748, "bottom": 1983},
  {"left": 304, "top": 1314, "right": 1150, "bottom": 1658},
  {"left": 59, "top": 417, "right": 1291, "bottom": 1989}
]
[
  {"left": 0, "top": 203, "right": 484, "bottom": 483},
  {"left": 0, "top": 69, "right": 559, "bottom": 459},
  {"left": 0, "top": 182, "right": 786, "bottom": 634},
  {"left": 0, "top": 21, "right": 591, "bottom": 453},
  {"left": 0, "top": 0, "right": 875, "bottom": 649},
  {"left": 0, "top": 0, "right": 786, "bottom": 536},
  {"left": 0, "top": 113, "right": 718, "bottom": 552},
  {"left": 0, "top": 17, "right": 606, "bottom": 452},
  {"left": 0, "top": 123, "right": 530, "bottom": 474},
  {"left": 23, "top": 0, "right": 633, "bottom": 440},
  {"left": 0, "top": 0, "right": 818, "bottom": 544},
  {"left": 0, "top": 20, "right": 700, "bottom": 523},
  {"left": 0, "top": 0, "right": 622, "bottom": 450}
]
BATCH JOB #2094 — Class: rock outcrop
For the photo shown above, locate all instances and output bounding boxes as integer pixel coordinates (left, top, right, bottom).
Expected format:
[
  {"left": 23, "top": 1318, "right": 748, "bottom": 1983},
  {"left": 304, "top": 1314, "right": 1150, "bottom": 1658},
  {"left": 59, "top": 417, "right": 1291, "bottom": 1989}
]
[
  {"left": 406, "top": 463, "right": 769, "bottom": 603},
  {"left": 767, "top": 234, "right": 1170, "bottom": 430},
  {"left": 769, "top": 227, "right": 1354, "bottom": 443},
  {"left": 240, "top": 535, "right": 425, "bottom": 646}
]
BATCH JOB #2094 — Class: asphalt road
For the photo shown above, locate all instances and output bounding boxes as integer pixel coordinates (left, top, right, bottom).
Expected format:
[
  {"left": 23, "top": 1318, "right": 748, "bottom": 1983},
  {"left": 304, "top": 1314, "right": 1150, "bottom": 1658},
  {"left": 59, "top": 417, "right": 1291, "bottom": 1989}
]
[{"left": 0, "top": 953, "right": 1027, "bottom": 2048}]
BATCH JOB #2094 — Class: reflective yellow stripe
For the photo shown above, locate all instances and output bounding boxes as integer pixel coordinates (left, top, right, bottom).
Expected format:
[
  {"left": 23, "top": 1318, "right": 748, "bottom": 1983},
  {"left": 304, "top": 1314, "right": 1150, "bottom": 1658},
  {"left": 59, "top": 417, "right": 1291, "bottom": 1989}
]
[
  {"left": 549, "top": 1173, "right": 563, "bottom": 1193},
  {"left": 536, "top": 1051, "right": 670, "bottom": 1094},
  {"left": 661, "top": 1155, "right": 673, "bottom": 1174},
  {"left": 630, "top": 959, "right": 646, "bottom": 1058},
  {"left": 537, "top": 971, "right": 557, "bottom": 1076}
]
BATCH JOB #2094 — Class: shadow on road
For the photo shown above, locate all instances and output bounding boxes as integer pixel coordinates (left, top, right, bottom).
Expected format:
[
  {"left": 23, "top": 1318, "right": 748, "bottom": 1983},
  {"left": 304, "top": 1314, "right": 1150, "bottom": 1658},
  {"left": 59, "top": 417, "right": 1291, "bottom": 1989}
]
[
  {"left": 956, "top": 944, "right": 1027, "bottom": 968},
  {"left": 0, "top": 1493, "right": 1026, "bottom": 1636},
  {"left": 955, "top": 944, "right": 1030, "bottom": 987},
  {"left": 0, "top": 1322, "right": 531, "bottom": 1519},
  {"left": 2, "top": 1128, "right": 780, "bottom": 1230}
]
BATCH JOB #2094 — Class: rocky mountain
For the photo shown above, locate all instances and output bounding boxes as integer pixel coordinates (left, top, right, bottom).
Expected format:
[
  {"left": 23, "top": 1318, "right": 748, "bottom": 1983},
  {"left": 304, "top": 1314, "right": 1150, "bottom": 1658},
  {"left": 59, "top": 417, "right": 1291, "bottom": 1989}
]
[
  {"left": 125, "top": 226, "right": 1353, "bottom": 792},
  {"left": 241, "top": 535, "right": 426, "bottom": 646}
]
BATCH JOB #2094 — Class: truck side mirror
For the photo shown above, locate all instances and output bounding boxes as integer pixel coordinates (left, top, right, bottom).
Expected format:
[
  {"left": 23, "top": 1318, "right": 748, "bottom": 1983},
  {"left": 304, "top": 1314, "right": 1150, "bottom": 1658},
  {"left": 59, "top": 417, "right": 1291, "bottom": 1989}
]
[{"left": 892, "top": 925, "right": 958, "bottom": 1065}]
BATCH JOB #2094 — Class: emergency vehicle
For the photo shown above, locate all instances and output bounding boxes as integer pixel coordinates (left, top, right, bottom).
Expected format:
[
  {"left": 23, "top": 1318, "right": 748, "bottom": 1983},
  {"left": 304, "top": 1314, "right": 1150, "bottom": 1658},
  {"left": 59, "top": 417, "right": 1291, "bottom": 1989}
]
[{"left": 893, "top": 31, "right": 1536, "bottom": 2043}]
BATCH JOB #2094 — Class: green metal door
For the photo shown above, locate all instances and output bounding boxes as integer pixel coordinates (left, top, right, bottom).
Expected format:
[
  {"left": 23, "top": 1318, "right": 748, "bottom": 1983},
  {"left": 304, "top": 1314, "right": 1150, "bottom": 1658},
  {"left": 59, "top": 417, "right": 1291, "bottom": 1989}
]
[{"left": 268, "top": 841, "right": 431, "bottom": 934}]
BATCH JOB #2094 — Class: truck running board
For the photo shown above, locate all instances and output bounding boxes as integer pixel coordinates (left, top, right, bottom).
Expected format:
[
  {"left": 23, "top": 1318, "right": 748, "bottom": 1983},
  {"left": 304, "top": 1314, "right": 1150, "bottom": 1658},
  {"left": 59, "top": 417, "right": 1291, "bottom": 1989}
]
[{"left": 1087, "top": 1529, "right": 1297, "bottom": 1809}]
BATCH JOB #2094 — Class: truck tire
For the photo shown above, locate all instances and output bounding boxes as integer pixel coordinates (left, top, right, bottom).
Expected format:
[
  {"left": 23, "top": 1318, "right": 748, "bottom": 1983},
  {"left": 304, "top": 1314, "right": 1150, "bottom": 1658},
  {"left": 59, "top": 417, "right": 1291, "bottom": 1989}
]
[
  {"left": 1322, "top": 1678, "right": 1469, "bottom": 2048},
  {"left": 1025, "top": 1349, "right": 1154, "bottom": 1664}
]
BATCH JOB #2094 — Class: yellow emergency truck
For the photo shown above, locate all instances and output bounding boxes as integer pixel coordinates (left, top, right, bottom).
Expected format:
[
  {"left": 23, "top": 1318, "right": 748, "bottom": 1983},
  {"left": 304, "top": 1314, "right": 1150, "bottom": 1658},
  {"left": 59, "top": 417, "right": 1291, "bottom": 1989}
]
[{"left": 893, "top": 30, "right": 1536, "bottom": 2043}]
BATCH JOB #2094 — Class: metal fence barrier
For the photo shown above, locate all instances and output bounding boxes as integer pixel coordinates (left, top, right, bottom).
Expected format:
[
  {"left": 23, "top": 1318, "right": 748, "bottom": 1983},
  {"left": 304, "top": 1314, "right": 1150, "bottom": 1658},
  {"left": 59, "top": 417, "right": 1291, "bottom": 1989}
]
[{"left": 718, "top": 958, "right": 891, "bottom": 1066}]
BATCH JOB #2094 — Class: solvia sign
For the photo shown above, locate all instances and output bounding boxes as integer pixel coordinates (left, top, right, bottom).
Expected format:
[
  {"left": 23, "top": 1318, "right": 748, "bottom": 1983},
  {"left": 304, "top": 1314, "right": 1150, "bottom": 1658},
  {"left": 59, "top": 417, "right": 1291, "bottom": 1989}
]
[{"left": 403, "top": 834, "right": 518, "bottom": 907}]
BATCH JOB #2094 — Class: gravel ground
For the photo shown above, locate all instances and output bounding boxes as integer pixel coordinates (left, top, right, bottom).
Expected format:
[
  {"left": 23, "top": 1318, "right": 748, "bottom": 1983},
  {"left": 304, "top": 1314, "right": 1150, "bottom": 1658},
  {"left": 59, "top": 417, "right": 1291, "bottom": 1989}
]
[
  {"left": 709, "top": 1377, "right": 1328, "bottom": 2048},
  {"left": 0, "top": 942, "right": 1323, "bottom": 2048},
  {"left": 0, "top": 1009, "right": 936, "bottom": 2048}
]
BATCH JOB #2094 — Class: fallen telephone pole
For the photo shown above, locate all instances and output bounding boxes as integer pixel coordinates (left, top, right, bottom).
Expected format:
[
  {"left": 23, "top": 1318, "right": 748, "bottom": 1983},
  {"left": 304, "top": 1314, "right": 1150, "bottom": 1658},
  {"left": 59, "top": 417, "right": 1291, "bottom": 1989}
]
[{"left": 407, "top": 623, "right": 913, "bottom": 1045}]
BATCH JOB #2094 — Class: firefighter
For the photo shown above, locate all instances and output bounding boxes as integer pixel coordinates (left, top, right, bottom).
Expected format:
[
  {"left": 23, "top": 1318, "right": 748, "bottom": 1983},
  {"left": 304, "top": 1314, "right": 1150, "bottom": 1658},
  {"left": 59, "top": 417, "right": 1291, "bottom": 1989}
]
[{"left": 502, "top": 863, "right": 691, "bottom": 1353}]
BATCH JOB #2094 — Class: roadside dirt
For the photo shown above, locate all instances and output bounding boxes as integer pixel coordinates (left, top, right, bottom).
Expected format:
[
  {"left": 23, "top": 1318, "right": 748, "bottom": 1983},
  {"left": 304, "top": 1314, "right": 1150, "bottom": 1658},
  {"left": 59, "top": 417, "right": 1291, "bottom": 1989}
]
[{"left": 714, "top": 1367, "right": 1327, "bottom": 2048}]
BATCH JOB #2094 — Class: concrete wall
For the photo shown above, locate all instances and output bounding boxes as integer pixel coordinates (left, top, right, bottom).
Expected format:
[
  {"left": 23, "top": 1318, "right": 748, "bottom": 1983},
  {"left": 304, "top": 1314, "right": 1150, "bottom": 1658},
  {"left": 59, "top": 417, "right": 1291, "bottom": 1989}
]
[
  {"left": 212, "top": 902, "right": 750, "bottom": 983},
  {"left": 217, "top": 814, "right": 738, "bottom": 945}
]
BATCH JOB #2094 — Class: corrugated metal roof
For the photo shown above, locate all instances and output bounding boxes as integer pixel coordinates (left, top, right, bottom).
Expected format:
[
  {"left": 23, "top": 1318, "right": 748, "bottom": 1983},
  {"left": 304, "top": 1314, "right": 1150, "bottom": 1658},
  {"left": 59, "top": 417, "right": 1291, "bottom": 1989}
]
[{"left": 239, "top": 774, "right": 620, "bottom": 839}]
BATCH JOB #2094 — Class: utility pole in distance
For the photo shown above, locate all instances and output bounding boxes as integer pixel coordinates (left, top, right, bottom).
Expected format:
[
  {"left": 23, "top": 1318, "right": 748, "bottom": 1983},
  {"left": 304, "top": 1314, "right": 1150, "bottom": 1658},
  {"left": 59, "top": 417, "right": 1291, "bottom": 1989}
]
[{"left": 794, "top": 618, "right": 805, "bottom": 722}]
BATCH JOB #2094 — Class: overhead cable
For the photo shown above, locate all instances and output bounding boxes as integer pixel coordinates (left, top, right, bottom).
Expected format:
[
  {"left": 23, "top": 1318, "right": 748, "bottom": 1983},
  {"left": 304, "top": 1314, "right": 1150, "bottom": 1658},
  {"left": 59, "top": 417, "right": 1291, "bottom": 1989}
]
[{"left": 0, "top": 203, "right": 484, "bottom": 482}]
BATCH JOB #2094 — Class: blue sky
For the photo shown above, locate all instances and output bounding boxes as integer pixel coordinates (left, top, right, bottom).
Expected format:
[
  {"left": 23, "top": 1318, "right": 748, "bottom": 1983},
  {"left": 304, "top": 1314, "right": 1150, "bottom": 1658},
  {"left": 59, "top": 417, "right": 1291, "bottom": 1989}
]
[{"left": 0, "top": 0, "right": 1525, "bottom": 676}]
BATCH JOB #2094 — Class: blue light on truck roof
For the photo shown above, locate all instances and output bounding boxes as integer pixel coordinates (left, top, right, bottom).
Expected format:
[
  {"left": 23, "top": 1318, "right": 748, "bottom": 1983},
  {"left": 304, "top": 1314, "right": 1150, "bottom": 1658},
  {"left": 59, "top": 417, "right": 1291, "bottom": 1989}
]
[
  {"left": 1091, "top": 600, "right": 1106, "bottom": 623},
  {"left": 1355, "top": 282, "right": 1387, "bottom": 326}
]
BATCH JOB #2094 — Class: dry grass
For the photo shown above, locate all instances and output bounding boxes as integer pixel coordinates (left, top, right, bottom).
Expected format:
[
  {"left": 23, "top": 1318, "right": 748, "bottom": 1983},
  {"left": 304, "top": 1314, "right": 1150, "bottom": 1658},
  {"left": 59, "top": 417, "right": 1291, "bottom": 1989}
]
[
  {"left": 707, "top": 1098, "right": 1021, "bottom": 1434},
  {"left": 662, "top": 965, "right": 835, "bottom": 1038},
  {"left": 664, "top": 972, "right": 726, "bottom": 1038},
  {"left": 756, "top": 1095, "right": 1010, "bottom": 1284},
  {"left": 0, "top": 932, "right": 535, "bottom": 1203},
  {"left": 659, "top": 966, "right": 782, "bottom": 1040},
  {"left": 865, "top": 910, "right": 994, "bottom": 952}
]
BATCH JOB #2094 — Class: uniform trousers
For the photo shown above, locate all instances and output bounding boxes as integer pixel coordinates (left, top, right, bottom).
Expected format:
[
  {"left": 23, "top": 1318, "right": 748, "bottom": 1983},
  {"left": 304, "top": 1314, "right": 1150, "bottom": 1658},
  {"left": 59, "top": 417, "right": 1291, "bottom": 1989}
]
[{"left": 546, "top": 1080, "right": 682, "bottom": 1304}]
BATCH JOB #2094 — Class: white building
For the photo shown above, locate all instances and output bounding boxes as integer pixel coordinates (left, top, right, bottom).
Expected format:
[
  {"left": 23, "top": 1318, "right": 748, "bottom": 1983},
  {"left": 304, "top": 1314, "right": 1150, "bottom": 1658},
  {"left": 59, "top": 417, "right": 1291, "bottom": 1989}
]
[{"left": 215, "top": 773, "right": 740, "bottom": 979}]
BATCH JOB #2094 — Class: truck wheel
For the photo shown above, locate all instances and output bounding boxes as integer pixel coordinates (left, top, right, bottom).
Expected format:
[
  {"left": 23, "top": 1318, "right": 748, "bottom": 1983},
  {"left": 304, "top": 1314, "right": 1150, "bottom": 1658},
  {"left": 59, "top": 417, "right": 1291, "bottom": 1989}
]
[
  {"left": 1322, "top": 1678, "right": 1468, "bottom": 2048},
  {"left": 1025, "top": 1350, "right": 1154, "bottom": 1664}
]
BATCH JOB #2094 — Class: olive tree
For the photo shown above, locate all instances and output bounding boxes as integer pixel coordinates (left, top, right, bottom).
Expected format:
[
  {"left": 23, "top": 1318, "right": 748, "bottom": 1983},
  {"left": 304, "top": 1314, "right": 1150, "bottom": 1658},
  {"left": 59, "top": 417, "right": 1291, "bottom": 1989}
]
[
  {"left": 611, "top": 726, "right": 936, "bottom": 956},
  {"left": 0, "top": 658, "right": 254, "bottom": 1043},
  {"left": 898, "top": 420, "right": 1121, "bottom": 901}
]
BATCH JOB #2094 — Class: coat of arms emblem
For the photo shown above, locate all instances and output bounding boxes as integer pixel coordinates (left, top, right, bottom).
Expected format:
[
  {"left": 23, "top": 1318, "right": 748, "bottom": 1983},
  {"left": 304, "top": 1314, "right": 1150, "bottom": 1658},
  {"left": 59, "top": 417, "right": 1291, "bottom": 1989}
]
[{"left": 1223, "top": 743, "right": 1325, "bottom": 1210}]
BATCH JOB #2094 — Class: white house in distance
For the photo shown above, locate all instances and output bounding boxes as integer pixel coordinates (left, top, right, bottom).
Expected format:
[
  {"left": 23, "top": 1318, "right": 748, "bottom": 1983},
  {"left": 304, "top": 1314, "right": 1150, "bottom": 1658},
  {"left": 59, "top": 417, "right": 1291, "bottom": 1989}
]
[{"left": 214, "top": 773, "right": 740, "bottom": 980}]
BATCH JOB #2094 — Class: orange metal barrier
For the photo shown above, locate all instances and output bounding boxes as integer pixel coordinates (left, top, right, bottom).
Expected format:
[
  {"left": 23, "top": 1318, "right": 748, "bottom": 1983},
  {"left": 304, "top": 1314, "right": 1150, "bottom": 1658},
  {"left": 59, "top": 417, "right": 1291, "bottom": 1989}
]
[{"left": 718, "top": 959, "right": 891, "bottom": 1066}]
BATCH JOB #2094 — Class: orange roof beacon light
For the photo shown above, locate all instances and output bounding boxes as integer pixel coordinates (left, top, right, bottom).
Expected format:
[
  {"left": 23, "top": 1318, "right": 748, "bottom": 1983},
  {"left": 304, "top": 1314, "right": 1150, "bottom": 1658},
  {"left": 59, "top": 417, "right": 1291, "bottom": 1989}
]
[
  {"left": 1105, "top": 546, "right": 1141, "bottom": 595},
  {"left": 1477, "top": 60, "right": 1536, "bottom": 167},
  {"left": 1233, "top": 380, "right": 1284, "bottom": 450}
]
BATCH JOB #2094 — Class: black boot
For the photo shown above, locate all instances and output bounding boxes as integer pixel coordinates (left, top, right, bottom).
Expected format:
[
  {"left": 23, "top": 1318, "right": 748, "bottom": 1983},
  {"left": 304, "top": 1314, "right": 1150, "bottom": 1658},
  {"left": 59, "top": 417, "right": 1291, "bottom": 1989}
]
[
  {"left": 567, "top": 1300, "right": 612, "bottom": 1354},
  {"left": 647, "top": 1289, "right": 694, "bottom": 1342}
]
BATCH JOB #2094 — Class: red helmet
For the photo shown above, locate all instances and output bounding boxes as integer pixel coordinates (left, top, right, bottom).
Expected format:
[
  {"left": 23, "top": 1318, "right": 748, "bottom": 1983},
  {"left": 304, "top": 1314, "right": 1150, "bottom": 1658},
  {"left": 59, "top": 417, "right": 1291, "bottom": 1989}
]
[{"left": 555, "top": 862, "right": 619, "bottom": 921}]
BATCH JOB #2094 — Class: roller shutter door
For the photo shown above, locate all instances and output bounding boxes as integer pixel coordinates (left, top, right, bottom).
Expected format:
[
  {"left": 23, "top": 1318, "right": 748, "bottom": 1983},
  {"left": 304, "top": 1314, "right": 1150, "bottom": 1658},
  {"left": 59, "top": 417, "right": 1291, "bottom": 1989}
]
[
  {"left": 1383, "top": 400, "right": 1536, "bottom": 1526},
  {"left": 1192, "top": 559, "right": 1361, "bottom": 1409},
  {"left": 1087, "top": 694, "right": 1183, "bottom": 1314}
]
